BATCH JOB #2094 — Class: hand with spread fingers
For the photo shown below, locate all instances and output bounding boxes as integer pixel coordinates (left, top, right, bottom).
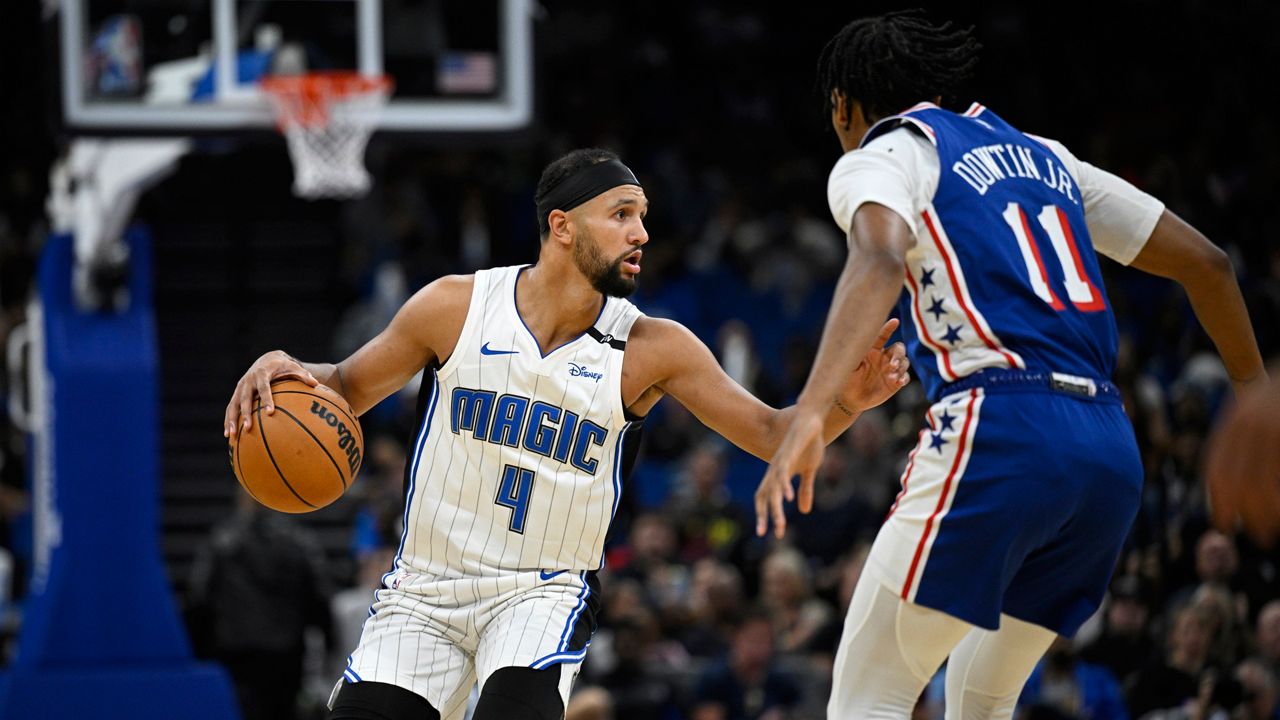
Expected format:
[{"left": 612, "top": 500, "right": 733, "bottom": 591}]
[
  {"left": 223, "top": 350, "right": 321, "bottom": 440},
  {"left": 755, "top": 318, "right": 910, "bottom": 539},
  {"left": 840, "top": 317, "right": 910, "bottom": 413}
]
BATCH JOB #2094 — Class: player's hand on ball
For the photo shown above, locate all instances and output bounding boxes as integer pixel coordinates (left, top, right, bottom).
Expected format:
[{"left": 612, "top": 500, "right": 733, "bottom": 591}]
[
  {"left": 841, "top": 318, "right": 910, "bottom": 411},
  {"left": 224, "top": 350, "right": 320, "bottom": 439},
  {"left": 1204, "top": 377, "right": 1280, "bottom": 548}
]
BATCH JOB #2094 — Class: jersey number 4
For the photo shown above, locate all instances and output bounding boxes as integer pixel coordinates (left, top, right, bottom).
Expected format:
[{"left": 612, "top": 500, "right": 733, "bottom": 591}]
[
  {"left": 496, "top": 464, "right": 536, "bottom": 534},
  {"left": 1001, "top": 202, "right": 1105, "bottom": 312}
]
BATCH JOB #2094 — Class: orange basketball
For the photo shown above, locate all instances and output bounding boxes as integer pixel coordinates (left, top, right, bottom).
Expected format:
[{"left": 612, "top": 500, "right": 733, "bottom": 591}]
[{"left": 230, "top": 378, "right": 363, "bottom": 513}]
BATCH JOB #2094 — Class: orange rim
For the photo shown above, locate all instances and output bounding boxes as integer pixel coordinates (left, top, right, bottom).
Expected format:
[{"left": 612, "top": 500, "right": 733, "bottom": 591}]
[{"left": 260, "top": 71, "right": 393, "bottom": 128}]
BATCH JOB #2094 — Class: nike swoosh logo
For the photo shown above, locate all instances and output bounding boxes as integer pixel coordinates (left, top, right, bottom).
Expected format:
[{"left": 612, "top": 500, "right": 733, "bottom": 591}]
[
  {"left": 480, "top": 342, "right": 519, "bottom": 356},
  {"left": 539, "top": 569, "right": 568, "bottom": 581}
]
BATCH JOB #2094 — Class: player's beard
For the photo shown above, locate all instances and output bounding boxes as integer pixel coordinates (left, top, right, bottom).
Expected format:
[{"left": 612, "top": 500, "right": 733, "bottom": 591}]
[{"left": 573, "top": 226, "right": 637, "bottom": 298}]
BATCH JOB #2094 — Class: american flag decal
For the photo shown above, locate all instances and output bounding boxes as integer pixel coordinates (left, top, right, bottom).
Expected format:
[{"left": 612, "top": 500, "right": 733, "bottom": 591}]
[{"left": 437, "top": 52, "right": 497, "bottom": 94}]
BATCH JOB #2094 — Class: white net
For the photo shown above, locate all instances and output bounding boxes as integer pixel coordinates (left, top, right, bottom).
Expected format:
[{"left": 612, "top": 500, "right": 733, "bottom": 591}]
[{"left": 262, "top": 73, "right": 392, "bottom": 200}]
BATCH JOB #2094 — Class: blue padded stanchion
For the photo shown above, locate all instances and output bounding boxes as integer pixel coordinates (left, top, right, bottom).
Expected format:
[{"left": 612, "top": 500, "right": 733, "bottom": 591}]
[{"left": 0, "top": 229, "right": 239, "bottom": 720}]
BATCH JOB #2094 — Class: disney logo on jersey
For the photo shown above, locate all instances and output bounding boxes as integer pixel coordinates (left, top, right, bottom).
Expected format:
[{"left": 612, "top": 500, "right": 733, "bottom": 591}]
[{"left": 568, "top": 363, "right": 604, "bottom": 382}]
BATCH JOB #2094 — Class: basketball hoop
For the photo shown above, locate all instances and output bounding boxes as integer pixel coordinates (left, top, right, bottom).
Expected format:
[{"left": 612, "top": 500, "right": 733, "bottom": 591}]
[{"left": 261, "top": 72, "right": 392, "bottom": 199}]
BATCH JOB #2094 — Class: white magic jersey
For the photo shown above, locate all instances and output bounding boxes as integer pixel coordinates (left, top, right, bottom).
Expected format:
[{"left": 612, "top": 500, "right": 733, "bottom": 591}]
[{"left": 392, "top": 265, "right": 645, "bottom": 578}]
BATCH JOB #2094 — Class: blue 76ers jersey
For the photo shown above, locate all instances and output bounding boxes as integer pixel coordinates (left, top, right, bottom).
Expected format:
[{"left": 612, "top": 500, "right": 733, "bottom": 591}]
[{"left": 861, "top": 104, "right": 1119, "bottom": 401}]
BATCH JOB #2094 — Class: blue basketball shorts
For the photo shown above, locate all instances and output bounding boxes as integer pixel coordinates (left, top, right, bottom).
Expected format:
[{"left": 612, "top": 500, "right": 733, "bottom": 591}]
[{"left": 863, "top": 383, "right": 1142, "bottom": 635}]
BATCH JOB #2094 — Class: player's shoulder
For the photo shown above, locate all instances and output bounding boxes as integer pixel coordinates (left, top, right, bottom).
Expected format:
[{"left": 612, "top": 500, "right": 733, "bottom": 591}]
[
  {"left": 413, "top": 273, "right": 474, "bottom": 304},
  {"left": 838, "top": 124, "right": 937, "bottom": 180},
  {"left": 628, "top": 315, "right": 696, "bottom": 346},
  {"left": 1021, "top": 133, "right": 1085, "bottom": 179},
  {"left": 397, "top": 274, "right": 475, "bottom": 328},
  {"left": 862, "top": 123, "right": 935, "bottom": 153},
  {"left": 1023, "top": 132, "right": 1069, "bottom": 155},
  {"left": 623, "top": 316, "right": 705, "bottom": 386},
  {"left": 627, "top": 316, "right": 705, "bottom": 364}
]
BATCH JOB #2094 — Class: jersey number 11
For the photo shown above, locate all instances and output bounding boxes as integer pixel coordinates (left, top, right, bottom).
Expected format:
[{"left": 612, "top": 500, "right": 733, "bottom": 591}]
[{"left": 1001, "top": 202, "right": 1106, "bottom": 313}]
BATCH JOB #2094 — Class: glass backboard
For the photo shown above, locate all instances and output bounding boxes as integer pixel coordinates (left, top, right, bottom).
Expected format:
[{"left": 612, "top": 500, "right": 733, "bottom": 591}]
[{"left": 61, "top": 0, "right": 533, "bottom": 132}]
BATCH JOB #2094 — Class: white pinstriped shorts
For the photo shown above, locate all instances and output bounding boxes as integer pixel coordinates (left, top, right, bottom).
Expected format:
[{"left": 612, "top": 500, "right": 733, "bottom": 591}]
[{"left": 331, "top": 569, "right": 599, "bottom": 719}]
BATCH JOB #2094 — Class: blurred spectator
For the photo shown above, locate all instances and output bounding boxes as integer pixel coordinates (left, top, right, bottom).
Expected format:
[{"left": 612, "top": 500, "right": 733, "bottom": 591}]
[
  {"left": 1196, "top": 530, "right": 1240, "bottom": 587},
  {"left": 787, "top": 203, "right": 845, "bottom": 282},
  {"left": 1127, "top": 604, "right": 1217, "bottom": 718},
  {"left": 613, "top": 513, "right": 689, "bottom": 615},
  {"left": 566, "top": 685, "right": 616, "bottom": 720},
  {"left": 807, "top": 542, "right": 872, "bottom": 663},
  {"left": 678, "top": 559, "right": 745, "bottom": 659},
  {"left": 667, "top": 442, "right": 749, "bottom": 564},
  {"left": 1161, "top": 529, "right": 1240, "bottom": 609},
  {"left": 331, "top": 260, "right": 410, "bottom": 362},
  {"left": 784, "top": 442, "right": 876, "bottom": 572},
  {"left": 328, "top": 546, "right": 395, "bottom": 682},
  {"left": 760, "top": 546, "right": 833, "bottom": 656},
  {"left": 1020, "top": 637, "right": 1130, "bottom": 720},
  {"left": 186, "top": 493, "right": 332, "bottom": 720},
  {"left": 1234, "top": 658, "right": 1279, "bottom": 720},
  {"left": 717, "top": 320, "right": 762, "bottom": 394},
  {"left": 1190, "top": 583, "right": 1247, "bottom": 671},
  {"left": 640, "top": 397, "right": 706, "bottom": 465},
  {"left": 841, "top": 407, "right": 899, "bottom": 511},
  {"left": 1256, "top": 601, "right": 1280, "bottom": 672},
  {"left": 348, "top": 434, "right": 408, "bottom": 557},
  {"left": 586, "top": 604, "right": 683, "bottom": 720},
  {"left": 1080, "top": 575, "right": 1158, "bottom": 687},
  {"left": 691, "top": 608, "right": 800, "bottom": 720}
]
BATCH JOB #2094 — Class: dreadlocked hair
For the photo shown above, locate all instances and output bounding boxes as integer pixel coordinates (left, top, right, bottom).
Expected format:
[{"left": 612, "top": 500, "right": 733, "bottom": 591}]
[{"left": 816, "top": 9, "right": 981, "bottom": 127}]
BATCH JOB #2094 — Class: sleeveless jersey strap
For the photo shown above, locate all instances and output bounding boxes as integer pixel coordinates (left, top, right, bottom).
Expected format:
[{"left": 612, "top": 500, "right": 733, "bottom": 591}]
[{"left": 586, "top": 326, "right": 626, "bottom": 351}]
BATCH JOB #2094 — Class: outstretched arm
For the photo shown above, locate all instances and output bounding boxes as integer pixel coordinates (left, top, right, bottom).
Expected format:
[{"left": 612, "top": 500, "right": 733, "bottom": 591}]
[
  {"left": 1130, "top": 209, "right": 1269, "bottom": 545},
  {"left": 223, "top": 275, "right": 472, "bottom": 438},
  {"left": 634, "top": 315, "right": 908, "bottom": 462},
  {"left": 756, "top": 202, "right": 914, "bottom": 537},
  {"left": 1127, "top": 210, "right": 1265, "bottom": 393}
]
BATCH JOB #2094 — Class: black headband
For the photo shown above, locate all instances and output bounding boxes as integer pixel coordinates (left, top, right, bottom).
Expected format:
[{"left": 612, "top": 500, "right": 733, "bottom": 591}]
[{"left": 537, "top": 159, "right": 642, "bottom": 232}]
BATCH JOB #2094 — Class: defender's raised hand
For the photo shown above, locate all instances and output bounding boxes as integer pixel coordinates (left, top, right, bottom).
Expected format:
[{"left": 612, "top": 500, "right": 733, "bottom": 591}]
[
  {"left": 754, "top": 318, "right": 909, "bottom": 539},
  {"left": 839, "top": 318, "right": 910, "bottom": 412}
]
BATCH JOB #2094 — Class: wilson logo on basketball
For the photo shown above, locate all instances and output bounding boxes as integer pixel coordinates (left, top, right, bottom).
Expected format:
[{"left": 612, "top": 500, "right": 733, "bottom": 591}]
[{"left": 310, "top": 401, "right": 362, "bottom": 474}]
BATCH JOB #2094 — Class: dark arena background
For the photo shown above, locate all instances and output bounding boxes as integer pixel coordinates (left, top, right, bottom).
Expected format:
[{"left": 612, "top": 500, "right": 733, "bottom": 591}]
[{"left": 0, "top": 1, "right": 1278, "bottom": 719}]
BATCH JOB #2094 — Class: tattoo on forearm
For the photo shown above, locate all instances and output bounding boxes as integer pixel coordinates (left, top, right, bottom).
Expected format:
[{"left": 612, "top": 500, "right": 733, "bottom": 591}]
[{"left": 833, "top": 396, "right": 856, "bottom": 417}]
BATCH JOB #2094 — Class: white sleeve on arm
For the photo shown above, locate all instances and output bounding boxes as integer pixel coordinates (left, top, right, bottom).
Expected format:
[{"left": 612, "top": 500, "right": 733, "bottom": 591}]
[
  {"left": 1032, "top": 135, "right": 1166, "bottom": 266},
  {"left": 827, "top": 127, "right": 939, "bottom": 236}
]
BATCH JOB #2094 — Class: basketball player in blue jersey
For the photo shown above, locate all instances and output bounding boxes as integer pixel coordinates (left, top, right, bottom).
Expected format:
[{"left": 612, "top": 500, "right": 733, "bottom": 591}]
[
  {"left": 223, "top": 149, "right": 911, "bottom": 720},
  {"left": 756, "top": 11, "right": 1267, "bottom": 719}
]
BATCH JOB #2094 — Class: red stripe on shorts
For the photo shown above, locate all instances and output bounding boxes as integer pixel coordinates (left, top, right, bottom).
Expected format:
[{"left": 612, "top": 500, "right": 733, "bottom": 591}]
[{"left": 901, "top": 389, "right": 979, "bottom": 600}]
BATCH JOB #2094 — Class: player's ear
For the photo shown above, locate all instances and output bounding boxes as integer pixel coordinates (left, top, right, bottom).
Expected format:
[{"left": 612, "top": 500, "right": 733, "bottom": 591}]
[
  {"left": 547, "top": 209, "right": 573, "bottom": 247},
  {"left": 830, "top": 90, "right": 850, "bottom": 130}
]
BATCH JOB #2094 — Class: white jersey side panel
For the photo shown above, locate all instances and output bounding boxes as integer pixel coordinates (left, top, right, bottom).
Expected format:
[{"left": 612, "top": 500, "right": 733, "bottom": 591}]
[{"left": 394, "top": 266, "right": 643, "bottom": 577}]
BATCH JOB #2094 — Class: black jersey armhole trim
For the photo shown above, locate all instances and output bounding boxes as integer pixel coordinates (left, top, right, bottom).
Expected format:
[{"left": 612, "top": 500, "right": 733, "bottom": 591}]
[
  {"left": 402, "top": 360, "right": 443, "bottom": 500},
  {"left": 586, "top": 326, "right": 626, "bottom": 350}
]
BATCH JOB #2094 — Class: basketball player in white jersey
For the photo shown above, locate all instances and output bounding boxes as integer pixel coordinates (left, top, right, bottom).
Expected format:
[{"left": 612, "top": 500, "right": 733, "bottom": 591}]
[{"left": 223, "top": 148, "right": 912, "bottom": 720}]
